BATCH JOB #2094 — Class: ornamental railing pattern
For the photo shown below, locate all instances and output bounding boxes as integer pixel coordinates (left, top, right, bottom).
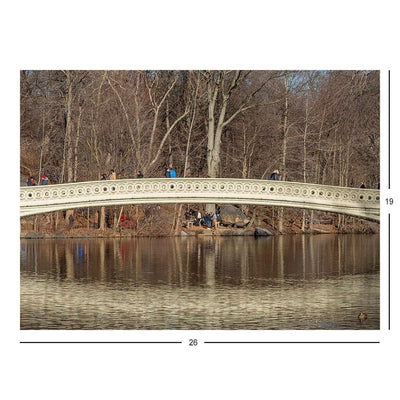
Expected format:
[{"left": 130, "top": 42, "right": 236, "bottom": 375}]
[{"left": 20, "top": 178, "right": 380, "bottom": 221}]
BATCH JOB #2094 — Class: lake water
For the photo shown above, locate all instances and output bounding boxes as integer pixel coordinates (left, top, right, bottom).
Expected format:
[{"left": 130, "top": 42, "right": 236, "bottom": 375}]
[{"left": 20, "top": 234, "right": 379, "bottom": 330}]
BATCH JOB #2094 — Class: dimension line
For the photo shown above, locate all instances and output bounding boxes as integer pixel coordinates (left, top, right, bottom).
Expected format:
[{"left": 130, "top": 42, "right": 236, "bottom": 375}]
[
  {"left": 389, "top": 70, "right": 391, "bottom": 189},
  {"left": 389, "top": 213, "right": 391, "bottom": 330},
  {"left": 204, "top": 341, "right": 380, "bottom": 344},
  {"left": 20, "top": 341, "right": 183, "bottom": 344}
]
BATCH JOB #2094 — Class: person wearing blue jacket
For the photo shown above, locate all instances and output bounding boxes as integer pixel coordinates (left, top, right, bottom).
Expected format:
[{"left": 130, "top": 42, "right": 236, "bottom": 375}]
[{"left": 169, "top": 168, "right": 177, "bottom": 178}]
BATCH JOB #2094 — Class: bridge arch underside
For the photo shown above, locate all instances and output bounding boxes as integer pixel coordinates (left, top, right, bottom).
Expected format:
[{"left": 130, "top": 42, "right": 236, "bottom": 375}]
[{"left": 20, "top": 179, "right": 380, "bottom": 222}]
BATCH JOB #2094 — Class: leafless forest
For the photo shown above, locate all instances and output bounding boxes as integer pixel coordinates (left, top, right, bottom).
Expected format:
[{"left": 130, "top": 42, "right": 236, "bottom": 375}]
[{"left": 20, "top": 70, "right": 380, "bottom": 234}]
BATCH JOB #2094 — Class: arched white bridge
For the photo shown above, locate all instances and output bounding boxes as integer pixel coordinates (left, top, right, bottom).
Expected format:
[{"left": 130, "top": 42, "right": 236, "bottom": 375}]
[{"left": 20, "top": 178, "right": 380, "bottom": 221}]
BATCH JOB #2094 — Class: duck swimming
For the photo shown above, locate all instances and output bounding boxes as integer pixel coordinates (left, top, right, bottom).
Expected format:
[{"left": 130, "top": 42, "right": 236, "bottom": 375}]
[{"left": 358, "top": 312, "right": 367, "bottom": 322}]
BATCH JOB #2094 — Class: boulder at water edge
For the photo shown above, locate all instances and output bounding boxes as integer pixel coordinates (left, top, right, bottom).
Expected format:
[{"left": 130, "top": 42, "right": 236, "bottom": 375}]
[
  {"left": 219, "top": 205, "right": 250, "bottom": 228},
  {"left": 254, "top": 227, "right": 274, "bottom": 236}
]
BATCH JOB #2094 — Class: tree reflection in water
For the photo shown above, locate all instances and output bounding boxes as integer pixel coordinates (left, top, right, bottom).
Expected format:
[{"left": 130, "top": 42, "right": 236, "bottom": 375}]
[{"left": 20, "top": 234, "right": 379, "bottom": 329}]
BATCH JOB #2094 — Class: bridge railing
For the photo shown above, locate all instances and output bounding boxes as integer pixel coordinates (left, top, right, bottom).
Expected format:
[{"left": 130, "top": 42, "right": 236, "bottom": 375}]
[{"left": 20, "top": 178, "right": 380, "bottom": 220}]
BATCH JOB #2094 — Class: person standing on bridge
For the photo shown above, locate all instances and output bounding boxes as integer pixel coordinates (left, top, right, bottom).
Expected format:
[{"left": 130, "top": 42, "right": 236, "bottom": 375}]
[
  {"left": 109, "top": 169, "right": 116, "bottom": 180},
  {"left": 360, "top": 181, "right": 366, "bottom": 188},
  {"left": 40, "top": 174, "right": 49, "bottom": 185},
  {"left": 165, "top": 167, "right": 170, "bottom": 178},
  {"left": 137, "top": 170, "right": 144, "bottom": 178},
  {"left": 268, "top": 169, "right": 279, "bottom": 180},
  {"left": 169, "top": 167, "right": 177, "bottom": 178},
  {"left": 27, "top": 176, "right": 36, "bottom": 186}
]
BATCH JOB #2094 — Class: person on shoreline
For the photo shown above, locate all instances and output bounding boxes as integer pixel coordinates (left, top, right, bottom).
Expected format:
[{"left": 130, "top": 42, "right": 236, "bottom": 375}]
[
  {"left": 268, "top": 169, "right": 279, "bottom": 180},
  {"left": 212, "top": 212, "right": 218, "bottom": 229},
  {"left": 196, "top": 210, "right": 202, "bottom": 226},
  {"left": 217, "top": 212, "right": 221, "bottom": 227}
]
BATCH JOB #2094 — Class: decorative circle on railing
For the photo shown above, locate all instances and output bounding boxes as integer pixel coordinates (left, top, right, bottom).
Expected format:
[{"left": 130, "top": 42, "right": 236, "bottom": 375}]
[
  {"left": 294, "top": 188, "right": 300, "bottom": 194},
  {"left": 127, "top": 184, "right": 134, "bottom": 192},
  {"left": 227, "top": 183, "right": 234, "bottom": 191},
  {"left": 44, "top": 191, "right": 50, "bottom": 198},
  {"left": 219, "top": 184, "right": 225, "bottom": 190},
  {"left": 136, "top": 185, "right": 142, "bottom": 191},
  {"left": 286, "top": 187, "right": 292, "bottom": 194}
]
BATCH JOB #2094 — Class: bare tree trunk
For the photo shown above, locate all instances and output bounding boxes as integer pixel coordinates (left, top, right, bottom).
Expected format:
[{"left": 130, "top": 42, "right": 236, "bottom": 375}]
[
  {"left": 73, "top": 102, "right": 83, "bottom": 182},
  {"left": 62, "top": 71, "right": 75, "bottom": 224},
  {"left": 184, "top": 72, "right": 200, "bottom": 177},
  {"left": 99, "top": 207, "right": 106, "bottom": 230},
  {"left": 38, "top": 109, "right": 49, "bottom": 182},
  {"left": 278, "top": 74, "right": 290, "bottom": 233},
  {"left": 302, "top": 96, "right": 309, "bottom": 233}
]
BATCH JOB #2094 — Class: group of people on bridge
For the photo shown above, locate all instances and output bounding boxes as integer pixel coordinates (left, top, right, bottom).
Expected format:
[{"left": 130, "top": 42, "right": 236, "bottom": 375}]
[
  {"left": 25, "top": 167, "right": 379, "bottom": 190},
  {"left": 26, "top": 174, "right": 49, "bottom": 186}
]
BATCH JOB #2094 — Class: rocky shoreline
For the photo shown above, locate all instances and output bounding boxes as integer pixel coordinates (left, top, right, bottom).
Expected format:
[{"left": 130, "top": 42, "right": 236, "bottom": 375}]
[{"left": 21, "top": 226, "right": 275, "bottom": 239}]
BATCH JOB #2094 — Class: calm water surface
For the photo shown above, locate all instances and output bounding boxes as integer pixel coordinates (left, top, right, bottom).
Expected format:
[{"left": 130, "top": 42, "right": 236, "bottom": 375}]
[{"left": 20, "top": 234, "right": 379, "bottom": 330}]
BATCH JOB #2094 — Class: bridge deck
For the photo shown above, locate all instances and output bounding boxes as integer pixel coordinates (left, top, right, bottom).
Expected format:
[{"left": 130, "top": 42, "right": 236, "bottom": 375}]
[{"left": 20, "top": 178, "right": 380, "bottom": 221}]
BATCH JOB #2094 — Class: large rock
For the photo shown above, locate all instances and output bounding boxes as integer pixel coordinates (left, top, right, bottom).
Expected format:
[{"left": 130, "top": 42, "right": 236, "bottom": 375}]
[
  {"left": 255, "top": 227, "right": 274, "bottom": 236},
  {"left": 25, "top": 232, "right": 37, "bottom": 239},
  {"left": 219, "top": 205, "right": 250, "bottom": 228}
]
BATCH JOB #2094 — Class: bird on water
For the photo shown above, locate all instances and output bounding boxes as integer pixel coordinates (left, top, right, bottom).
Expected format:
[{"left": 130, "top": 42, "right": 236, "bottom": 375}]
[{"left": 358, "top": 312, "right": 367, "bottom": 322}]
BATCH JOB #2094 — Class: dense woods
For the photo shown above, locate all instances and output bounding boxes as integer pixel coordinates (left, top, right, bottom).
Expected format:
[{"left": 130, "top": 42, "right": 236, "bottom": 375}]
[{"left": 20, "top": 70, "right": 380, "bottom": 234}]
